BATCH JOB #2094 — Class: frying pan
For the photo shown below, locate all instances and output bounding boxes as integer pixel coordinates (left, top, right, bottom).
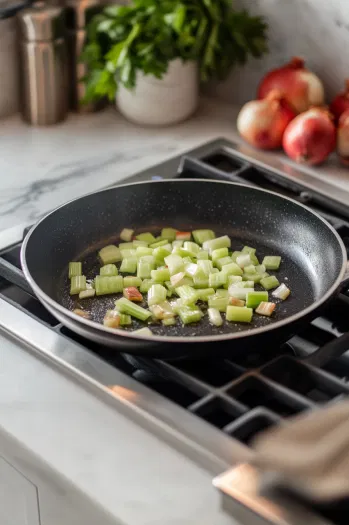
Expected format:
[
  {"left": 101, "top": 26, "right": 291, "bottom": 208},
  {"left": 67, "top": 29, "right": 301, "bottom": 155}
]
[{"left": 21, "top": 179, "right": 349, "bottom": 360}]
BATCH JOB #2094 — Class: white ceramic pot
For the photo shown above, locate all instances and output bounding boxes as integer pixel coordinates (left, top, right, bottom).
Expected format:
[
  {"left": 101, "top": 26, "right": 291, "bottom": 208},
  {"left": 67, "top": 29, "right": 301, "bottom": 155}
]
[
  {"left": 116, "top": 59, "right": 199, "bottom": 126},
  {"left": 0, "top": 10, "right": 19, "bottom": 119}
]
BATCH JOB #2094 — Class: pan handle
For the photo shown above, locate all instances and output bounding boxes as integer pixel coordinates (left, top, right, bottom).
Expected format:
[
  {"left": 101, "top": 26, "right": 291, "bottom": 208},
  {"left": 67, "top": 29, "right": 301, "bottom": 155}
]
[{"left": 303, "top": 261, "right": 349, "bottom": 367}]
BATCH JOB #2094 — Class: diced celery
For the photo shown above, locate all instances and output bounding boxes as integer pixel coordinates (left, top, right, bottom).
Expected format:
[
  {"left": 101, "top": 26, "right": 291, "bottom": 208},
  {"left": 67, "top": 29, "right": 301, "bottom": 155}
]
[
  {"left": 136, "top": 232, "right": 156, "bottom": 244},
  {"left": 153, "top": 246, "right": 171, "bottom": 264},
  {"left": 215, "top": 289, "right": 229, "bottom": 297},
  {"left": 176, "top": 285, "right": 198, "bottom": 305},
  {"left": 182, "top": 256, "right": 193, "bottom": 265},
  {"left": 70, "top": 275, "right": 86, "bottom": 295},
  {"left": 119, "top": 257, "right": 137, "bottom": 273},
  {"left": 242, "top": 246, "right": 259, "bottom": 265},
  {"left": 95, "top": 275, "right": 123, "bottom": 295},
  {"left": 178, "top": 306, "right": 202, "bottom": 325},
  {"left": 183, "top": 242, "right": 200, "bottom": 256},
  {"left": 208, "top": 294, "right": 229, "bottom": 312},
  {"left": 100, "top": 264, "right": 118, "bottom": 276},
  {"left": 212, "top": 247, "right": 229, "bottom": 263},
  {"left": 79, "top": 288, "right": 95, "bottom": 299},
  {"left": 263, "top": 256, "right": 282, "bottom": 270},
  {"left": 170, "top": 299, "right": 184, "bottom": 314},
  {"left": 256, "top": 264, "right": 266, "bottom": 275},
  {"left": 115, "top": 298, "right": 151, "bottom": 321},
  {"left": 123, "top": 276, "right": 142, "bottom": 288},
  {"left": 132, "top": 240, "right": 148, "bottom": 248},
  {"left": 162, "top": 317, "right": 176, "bottom": 326},
  {"left": 149, "top": 301, "right": 175, "bottom": 320},
  {"left": 243, "top": 273, "right": 263, "bottom": 283},
  {"left": 197, "top": 260, "right": 213, "bottom": 275},
  {"left": 69, "top": 262, "right": 82, "bottom": 278},
  {"left": 120, "top": 248, "right": 137, "bottom": 259},
  {"left": 120, "top": 228, "right": 134, "bottom": 241},
  {"left": 208, "top": 307, "right": 223, "bottom": 327},
  {"left": 172, "top": 246, "right": 193, "bottom": 258},
  {"left": 196, "top": 250, "right": 209, "bottom": 260},
  {"left": 170, "top": 272, "right": 193, "bottom": 288},
  {"left": 99, "top": 245, "right": 122, "bottom": 265},
  {"left": 244, "top": 264, "right": 256, "bottom": 274},
  {"left": 246, "top": 291, "right": 269, "bottom": 309},
  {"left": 231, "top": 251, "right": 242, "bottom": 262},
  {"left": 133, "top": 327, "right": 153, "bottom": 336},
  {"left": 192, "top": 229, "right": 215, "bottom": 245},
  {"left": 151, "top": 268, "right": 171, "bottom": 282},
  {"left": 161, "top": 228, "right": 177, "bottom": 241},
  {"left": 209, "top": 272, "right": 227, "bottom": 288},
  {"left": 203, "top": 235, "right": 231, "bottom": 255},
  {"left": 260, "top": 275, "right": 280, "bottom": 290},
  {"left": 226, "top": 306, "right": 253, "bottom": 323},
  {"left": 119, "top": 242, "right": 134, "bottom": 250},
  {"left": 164, "top": 254, "right": 184, "bottom": 275},
  {"left": 140, "top": 279, "right": 156, "bottom": 292},
  {"left": 216, "top": 256, "right": 233, "bottom": 270},
  {"left": 236, "top": 253, "right": 252, "bottom": 268},
  {"left": 136, "top": 246, "right": 153, "bottom": 258},
  {"left": 224, "top": 275, "right": 243, "bottom": 289},
  {"left": 172, "top": 240, "right": 184, "bottom": 249},
  {"left": 149, "top": 239, "right": 169, "bottom": 249},
  {"left": 184, "top": 263, "right": 200, "bottom": 278},
  {"left": 221, "top": 262, "right": 243, "bottom": 276},
  {"left": 193, "top": 268, "right": 209, "bottom": 288},
  {"left": 148, "top": 284, "right": 167, "bottom": 306},
  {"left": 228, "top": 286, "right": 254, "bottom": 300},
  {"left": 196, "top": 288, "right": 215, "bottom": 301},
  {"left": 119, "top": 314, "right": 132, "bottom": 326}
]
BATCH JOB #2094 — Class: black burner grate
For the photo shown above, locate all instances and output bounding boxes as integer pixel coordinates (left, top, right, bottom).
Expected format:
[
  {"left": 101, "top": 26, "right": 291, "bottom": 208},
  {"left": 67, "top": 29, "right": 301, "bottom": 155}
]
[{"left": 2, "top": 144, "right": 349, "bottom": 450}]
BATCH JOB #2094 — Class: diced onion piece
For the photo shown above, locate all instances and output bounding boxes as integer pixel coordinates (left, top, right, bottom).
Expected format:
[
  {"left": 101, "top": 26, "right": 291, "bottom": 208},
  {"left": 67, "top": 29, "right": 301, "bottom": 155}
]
[
  {"left": 120, "top": 228, "right": 134, "bottom": 242},
  {"left": 272, "top": 283, "right": 291, "bottom": 300},
  {"left": 184, "top": 263, "right": 200, "bottom": 278},
  {"left": 170, "top": 271, "right": 187, "bottom": 288},
  {"left": 197, "top": 260, "right": 213, "bottom": 275},
  {"left": 228, "top": 286, "right": 254, "bottom": 300},
  {"left": 184, "top": 241, "right": 200, "bottom": 255},
  {"left": 260, "top": 275, "right": 280, "bottom": 290},
  {"left": 255, "top": 301, "right": 276, "bottom": 317},
  {"left": 229, "top": 297, "right": 245, "bottom": 307},
  {"left": 79, "top": 289, "right": 96, "bottom": 299},
  {"left": 192, "top": 229, "right": 215, "bottom": 245},
  {"left": 208, "top": 294, "right": 229, "bottom": 312},
  {"left": 176, "top": 231, "right": 191, "bottom": 241},
  {"left": 170, "top": 299, "right": 184, "bottom": 314},
  {"left": 69, "top": 262, "right": 82, "bottom": 278},
  {"left": 149, "top": 301, "right": 175, "bottom": 320},
  {"left": 226, "top": 306, "right": 253, "bottom": 323},
  {"left": 99, "top": 245, "right": 122, "bottom": 265},
  {"left": 115, "top": 298, "right": 152, "bottom": 321},
  {"left": 148, "top": 284, "right": 167, "bottom": 306},
  {"left": 262, "top": 256, "right": 281, "bottom": 270},
  {"left": 123, "top": 287, "right": 143, "bottom": 302},
  {"left": 236, "top": 253, "right": 252, "bottom": 268},
  {"left": 208, "top": 307, "right": 223, "bottom": 327},
  {"left": 103, "top": 309, "right": 121, "bottom": 328},
  {"left": 164, "top": 254, "right": 184, "bottom": 275},
  {"left": 133, "top": 327, "right": 153, "bottom": 336},
  {"left": 73, "top": 308, "right": 91, "bottom": 319}
]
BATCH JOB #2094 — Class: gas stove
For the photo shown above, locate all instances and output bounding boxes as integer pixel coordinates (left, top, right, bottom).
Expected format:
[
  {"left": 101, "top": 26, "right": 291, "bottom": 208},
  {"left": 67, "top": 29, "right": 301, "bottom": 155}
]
[{"left": 1, "top": 138, "right": 349, "bottom": 525}]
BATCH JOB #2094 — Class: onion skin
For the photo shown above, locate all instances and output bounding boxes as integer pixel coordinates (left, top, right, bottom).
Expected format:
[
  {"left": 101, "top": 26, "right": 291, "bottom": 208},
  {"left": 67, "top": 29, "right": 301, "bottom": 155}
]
[
  {"left": 258, "top": 57, "right": 325, "bottom": 114},
  {"left": 282, "top": 107, "right": 336, "bottom": 166},
  {"left": 330, "top": 80, "right": 349, "bottom": 124},
  {"left": 237, "top": 91, "right": 296, "bottom": 150},
  {"left": 337, "top": 109, "right": 349, "bottom": 166}
]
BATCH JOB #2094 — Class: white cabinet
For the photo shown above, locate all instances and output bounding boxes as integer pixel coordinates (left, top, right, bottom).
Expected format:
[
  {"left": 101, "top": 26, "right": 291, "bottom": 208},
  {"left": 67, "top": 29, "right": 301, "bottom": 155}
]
[{"left": 0, "top": 456, "right": 40, "bottom": 525}]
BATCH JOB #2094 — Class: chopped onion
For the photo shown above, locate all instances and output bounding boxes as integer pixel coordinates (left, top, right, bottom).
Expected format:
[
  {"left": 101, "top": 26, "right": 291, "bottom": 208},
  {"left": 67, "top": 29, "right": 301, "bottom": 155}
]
[
  {"left": 103, "top": 310, "right": 120, "bottom": 328},
  {"left": 229, "top": 297, "right": 245, "bottom": 307},
  {"left": 255, "top": 302, "right": 276, "bottom": 317},
  {"left": 123, "top": 287, "right": 143, "bottom": 302},
  {"left": 272, "top": 283, "right": 291, "bottom": 300},
  {"left": 73, "top": 308, "right": 91, "bottom": 319},
  {"left": 236, "top": 253, "right": 252, "bottom": 268}
]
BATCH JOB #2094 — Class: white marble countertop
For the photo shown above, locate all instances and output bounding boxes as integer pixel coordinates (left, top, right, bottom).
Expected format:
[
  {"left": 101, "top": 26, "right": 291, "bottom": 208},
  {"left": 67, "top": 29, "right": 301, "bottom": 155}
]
[{"left": 1, "top": 96, "right": 349, "bottom": 241}]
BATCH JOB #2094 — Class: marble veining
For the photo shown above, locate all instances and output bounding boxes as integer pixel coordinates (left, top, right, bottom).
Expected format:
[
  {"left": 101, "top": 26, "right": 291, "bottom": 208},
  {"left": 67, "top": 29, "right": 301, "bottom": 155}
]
[{"left": 207, "top": 0, "right": 349, "bottom": 105}]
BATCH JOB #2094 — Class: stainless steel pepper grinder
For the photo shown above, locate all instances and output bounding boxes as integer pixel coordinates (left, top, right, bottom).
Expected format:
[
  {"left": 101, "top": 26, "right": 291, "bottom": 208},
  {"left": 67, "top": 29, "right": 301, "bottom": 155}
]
[
  {"left": 17, "top": 2, "right": 68, "bottom": 125},
  {"left": 65, "top": 0, "right": 103, "bottom": 112}
]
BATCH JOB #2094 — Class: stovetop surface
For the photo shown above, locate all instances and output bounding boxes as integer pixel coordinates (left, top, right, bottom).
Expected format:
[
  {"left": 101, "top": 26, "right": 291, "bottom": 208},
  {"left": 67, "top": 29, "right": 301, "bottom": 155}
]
[{"left": 1, "top": 138, "right": 349, "bottom": 525}]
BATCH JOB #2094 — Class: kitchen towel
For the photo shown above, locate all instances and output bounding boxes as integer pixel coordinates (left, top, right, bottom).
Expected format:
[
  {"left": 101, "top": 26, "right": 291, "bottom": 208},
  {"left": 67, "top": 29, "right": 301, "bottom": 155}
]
[{"left": 252, "top": 400, "right": 349, "bottom": 504}]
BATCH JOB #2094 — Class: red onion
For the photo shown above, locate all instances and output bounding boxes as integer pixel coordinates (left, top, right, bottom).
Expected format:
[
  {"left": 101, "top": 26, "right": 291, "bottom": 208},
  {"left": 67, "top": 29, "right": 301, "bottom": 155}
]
[
  {"left": 330, "top": 80, "right": 349, "bottom": 124},
  {"left": 237, "top": 90, "right": 296, "bottom": 150},
  {"left": 282, "top": 107, "right": 336, "bottom": 166},
  {"left": 337, "top": 109, "right": 349, "bottom": 165},
  {"left": 258, "top": 57, "right": 325, "bottom": 114}
]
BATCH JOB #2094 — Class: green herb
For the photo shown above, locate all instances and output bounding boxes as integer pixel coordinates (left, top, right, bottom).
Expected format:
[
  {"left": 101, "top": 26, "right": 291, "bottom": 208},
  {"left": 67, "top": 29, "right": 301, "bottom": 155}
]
[{"left": 81, "top": 0, "right": 268, "bottom": 103}]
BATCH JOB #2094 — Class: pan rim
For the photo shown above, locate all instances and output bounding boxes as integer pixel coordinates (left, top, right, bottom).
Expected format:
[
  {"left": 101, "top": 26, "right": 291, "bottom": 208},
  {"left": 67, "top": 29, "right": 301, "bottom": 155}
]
[{"left": 21, "top": 178, "right": 348, "bottom": 344}]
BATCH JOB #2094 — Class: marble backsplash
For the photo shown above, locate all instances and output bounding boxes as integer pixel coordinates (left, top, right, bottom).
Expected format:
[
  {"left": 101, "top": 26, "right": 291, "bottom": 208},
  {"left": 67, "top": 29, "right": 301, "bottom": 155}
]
[{"left": 207, "top": 0, "right": 349, "bottom": 105}]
